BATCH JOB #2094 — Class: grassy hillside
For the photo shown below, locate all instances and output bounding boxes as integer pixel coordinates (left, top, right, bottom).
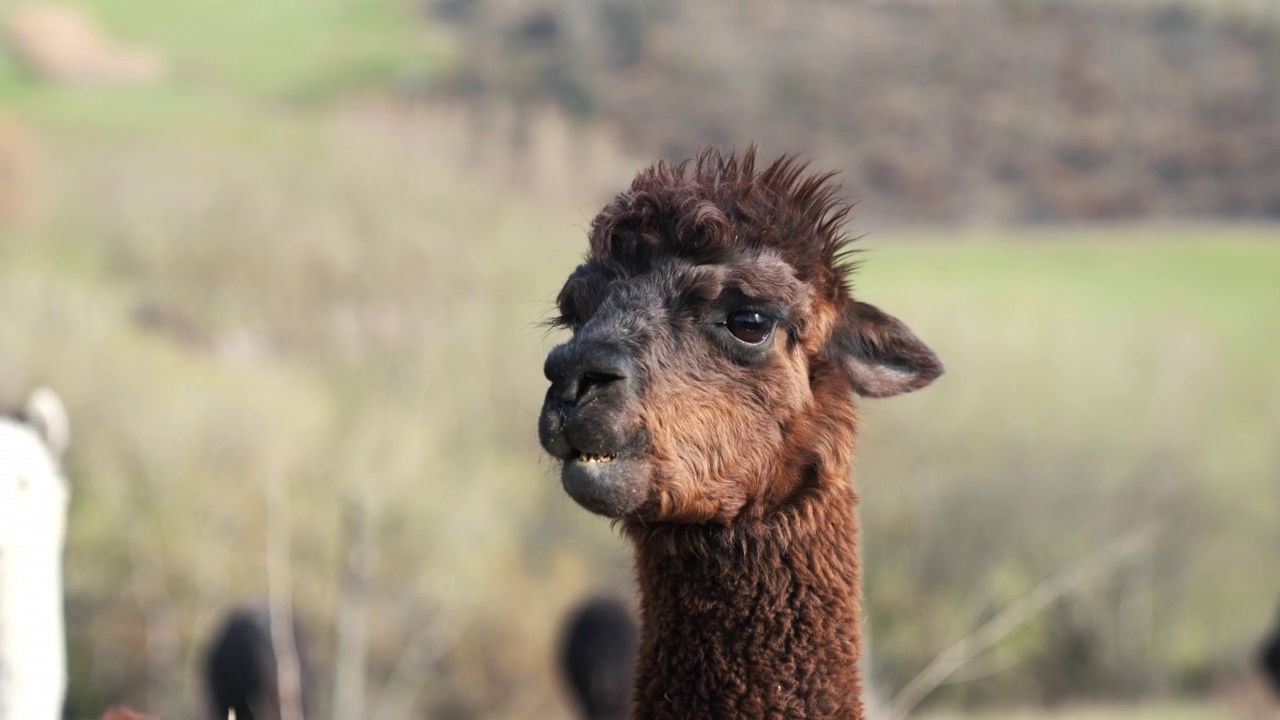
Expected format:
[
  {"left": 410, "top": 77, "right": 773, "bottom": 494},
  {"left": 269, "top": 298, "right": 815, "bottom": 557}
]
[
  {"left": 2, "top": 116, "right": 1278, "bottom": 716},
  {"left": 0, "top": 124, "right": 601, "bottom": 718},
  {"left": 435, "top": 0, "right": 1280, "bottom": 223},
  {"left": 1, "top": 0, "right": 1278, "bottom": 716},
  {"left": 0, "top": 0, "right": 449, "bottom": 135},
  {"left": 856, "top": 230, "right": 1280, "bottom": 705}
]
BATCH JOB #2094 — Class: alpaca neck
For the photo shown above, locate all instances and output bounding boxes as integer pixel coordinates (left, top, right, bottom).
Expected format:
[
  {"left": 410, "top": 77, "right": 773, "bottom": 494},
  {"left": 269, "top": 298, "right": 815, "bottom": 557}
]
[{"left": 627, "top": 478, "right": 864, "bottom": 720}]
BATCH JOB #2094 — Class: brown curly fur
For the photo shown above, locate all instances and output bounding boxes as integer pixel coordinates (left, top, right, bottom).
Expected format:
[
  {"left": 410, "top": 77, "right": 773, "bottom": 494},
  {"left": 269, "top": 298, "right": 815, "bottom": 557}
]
[
  {"left": 623, "top": 351, "right": 866, "bottom": 719},
  {"left": 541, "top": 149, "right": 942, "bottom": 719}
]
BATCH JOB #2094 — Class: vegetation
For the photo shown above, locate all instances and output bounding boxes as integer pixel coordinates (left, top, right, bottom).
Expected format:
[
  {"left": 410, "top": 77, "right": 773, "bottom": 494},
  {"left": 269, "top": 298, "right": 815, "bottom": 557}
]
[
  {"left": 3, "top": 121, "right": 1277, "bottom": 717},
  {"left": 0, "top": 0, "right": 448, "bottom": 104},
  {"left": 432, "top": 0, "right": 1280, "bottom": 223},
  {"left": 0, "top": 0, "right": 1277, "bottom": 717},
  {"left": 858, "top": 231, "right": 1280, "bottom": 706}
]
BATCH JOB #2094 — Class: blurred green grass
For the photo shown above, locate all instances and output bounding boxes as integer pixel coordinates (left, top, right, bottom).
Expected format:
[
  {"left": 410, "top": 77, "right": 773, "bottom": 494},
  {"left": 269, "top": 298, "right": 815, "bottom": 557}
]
[
  {"left": 0, "top": 0, "right": 451, "bottom": 134},
  {"left": 0, "top": 118, "right": 621, "bottom": 717},
  {"left": 856, "top": 229, "right": 1280, "bottom": 706},
  {"left": 2, "top": 117, "right": 1277, "bottom": 716}
]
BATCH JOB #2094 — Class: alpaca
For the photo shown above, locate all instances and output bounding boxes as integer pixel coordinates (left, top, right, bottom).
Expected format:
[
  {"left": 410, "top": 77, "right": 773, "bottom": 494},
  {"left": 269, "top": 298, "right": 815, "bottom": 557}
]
[
  {"left": 559, "top": 596, "right": 639, "bottom": 720},
  {"left": 202, "top": 605, "right": 309, "bottom": 720},
  {"left": 537, "top": 149, "right": 942, "bottom": 719},
  {"left": 1261, "top": 601, "right": 1280, "bottom": 696},
  {"left": 0, "top": 387, "right": 71, "bottom": 720}
]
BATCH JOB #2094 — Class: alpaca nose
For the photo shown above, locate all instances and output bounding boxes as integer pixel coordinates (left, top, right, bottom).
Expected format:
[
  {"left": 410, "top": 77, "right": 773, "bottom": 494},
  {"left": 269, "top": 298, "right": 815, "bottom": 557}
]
[{"left": 544, "top": 342, "right": 632, "bottom": 407}]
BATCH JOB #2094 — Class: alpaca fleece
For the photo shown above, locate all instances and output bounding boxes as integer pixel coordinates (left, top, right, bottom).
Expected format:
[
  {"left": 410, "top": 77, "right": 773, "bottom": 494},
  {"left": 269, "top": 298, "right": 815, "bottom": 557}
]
[{"left": 630, "top": 484, "right": 863, "bottom": 718}]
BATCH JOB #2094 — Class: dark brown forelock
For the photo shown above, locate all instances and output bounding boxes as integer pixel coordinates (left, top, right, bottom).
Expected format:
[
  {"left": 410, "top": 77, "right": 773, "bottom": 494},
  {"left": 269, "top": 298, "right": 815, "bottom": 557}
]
[{"left": 587, "top": 148, "right": 857, "bottom": 303}]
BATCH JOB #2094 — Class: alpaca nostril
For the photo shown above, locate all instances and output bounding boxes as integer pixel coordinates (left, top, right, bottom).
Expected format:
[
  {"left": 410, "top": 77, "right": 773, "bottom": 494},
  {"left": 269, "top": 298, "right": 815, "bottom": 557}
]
[
  {"left": 545, "top": 341, "right": 632, "bottom": 406},
  {"left": 575, "top": 371, "right": 625, "bottom": 405}
]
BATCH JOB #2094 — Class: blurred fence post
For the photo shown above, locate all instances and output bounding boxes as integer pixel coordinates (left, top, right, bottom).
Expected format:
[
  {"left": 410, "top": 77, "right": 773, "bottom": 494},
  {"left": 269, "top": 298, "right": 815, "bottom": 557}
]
[
  {"left": 266, "top": 458, "right": 304, "bottom": 720},
  {"left": 332, "top": 494, "right": 371, "bottom": 720},
  {"left": 861, "top": 624, "right": 887, "bottom": 720}
]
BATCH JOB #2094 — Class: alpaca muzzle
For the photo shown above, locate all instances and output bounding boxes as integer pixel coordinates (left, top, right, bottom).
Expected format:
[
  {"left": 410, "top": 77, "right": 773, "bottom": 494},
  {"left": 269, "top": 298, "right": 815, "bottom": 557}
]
[{"left": 539, "top": 339, "right": 650, "bottom": 517}]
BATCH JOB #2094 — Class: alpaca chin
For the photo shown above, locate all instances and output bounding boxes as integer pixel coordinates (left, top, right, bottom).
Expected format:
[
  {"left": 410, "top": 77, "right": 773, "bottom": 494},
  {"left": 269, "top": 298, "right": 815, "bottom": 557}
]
[{"left": 561, "top": 455, "right": 649, "bottom": 518}]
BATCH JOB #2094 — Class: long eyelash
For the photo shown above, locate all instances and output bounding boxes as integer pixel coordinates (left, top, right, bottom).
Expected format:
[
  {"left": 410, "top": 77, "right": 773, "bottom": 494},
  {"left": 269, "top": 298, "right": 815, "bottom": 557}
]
[{"left": 541, "top": 315, "right": 575, "bottom": 330}]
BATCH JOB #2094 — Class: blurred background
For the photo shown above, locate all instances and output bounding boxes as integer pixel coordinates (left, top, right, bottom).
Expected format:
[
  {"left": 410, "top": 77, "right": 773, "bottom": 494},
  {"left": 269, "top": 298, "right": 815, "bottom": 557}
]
[{"left": 0, "top": 0, "right": 1278, "bottom": 718}]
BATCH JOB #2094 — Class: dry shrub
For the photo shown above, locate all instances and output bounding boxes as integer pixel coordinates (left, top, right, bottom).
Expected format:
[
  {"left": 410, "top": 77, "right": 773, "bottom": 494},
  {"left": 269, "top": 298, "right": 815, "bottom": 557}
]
[
  {"left": 1, "top": 119, "right": 629, "bottom": 718},
  {"left": 431, "top": 0, "right": 1280, "bottom": 223},
  {"left": 0, "top": 112, "right": 39, "bottom": 227}
]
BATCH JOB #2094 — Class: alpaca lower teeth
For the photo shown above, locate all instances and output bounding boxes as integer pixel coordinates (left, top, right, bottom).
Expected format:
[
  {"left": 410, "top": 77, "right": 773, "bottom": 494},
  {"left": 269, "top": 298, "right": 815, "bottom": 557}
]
[{"left": 578, "top": 453, "right": 614, "bottom": 463}]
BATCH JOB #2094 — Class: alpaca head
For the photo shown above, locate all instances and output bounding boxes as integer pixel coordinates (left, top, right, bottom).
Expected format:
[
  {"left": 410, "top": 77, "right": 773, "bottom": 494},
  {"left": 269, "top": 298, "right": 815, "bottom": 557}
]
[
  {"left": 558, "top": 596, "right": 639, "bottom": 720},
  {"left": 203, "top": 605, "right": 310, "bottom": 720},
  {"left": 539, "top": 149, "right": 942, "bottom": 525}
]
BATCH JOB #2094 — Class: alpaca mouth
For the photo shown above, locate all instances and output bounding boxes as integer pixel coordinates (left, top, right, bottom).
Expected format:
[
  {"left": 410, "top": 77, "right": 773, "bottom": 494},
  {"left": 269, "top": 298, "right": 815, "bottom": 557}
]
[{"left": 562, "top": 451, "right": 646, "bottom": 518}]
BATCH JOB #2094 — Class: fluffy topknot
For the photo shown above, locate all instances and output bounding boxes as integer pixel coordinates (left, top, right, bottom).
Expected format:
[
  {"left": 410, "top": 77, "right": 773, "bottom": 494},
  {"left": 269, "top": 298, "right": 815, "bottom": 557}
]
[{"left": 587, "top": 148, "right": 857, "bottom": 302}]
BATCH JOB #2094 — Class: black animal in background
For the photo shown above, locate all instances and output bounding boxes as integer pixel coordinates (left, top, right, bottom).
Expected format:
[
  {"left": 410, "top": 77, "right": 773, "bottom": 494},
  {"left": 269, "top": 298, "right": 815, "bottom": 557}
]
[
  {"left": 558, "top": 597, "right": 639, "bottom": 720},
  {"left": 1261, "top": 601, "right": 1280, "bottom": 696},
  {"left": 203, "top": 606, "right": 309, "bottom": 720}
]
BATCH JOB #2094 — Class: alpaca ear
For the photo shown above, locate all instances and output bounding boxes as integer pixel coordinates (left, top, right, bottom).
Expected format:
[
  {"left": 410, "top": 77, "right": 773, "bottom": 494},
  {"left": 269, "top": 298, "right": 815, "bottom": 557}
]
[
  {"left": 24, "top": 387, "right": 70, "bottom": 460},
  {"left": 825, "top": 301, "right": 943, "bottom": 398}
]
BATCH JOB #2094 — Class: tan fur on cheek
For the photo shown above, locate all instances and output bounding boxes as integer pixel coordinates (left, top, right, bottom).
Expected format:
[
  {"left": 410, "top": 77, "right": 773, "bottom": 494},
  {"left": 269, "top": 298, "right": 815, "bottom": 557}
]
[{"left": 638, "top": 353, "right": 811, "bottom": 524}]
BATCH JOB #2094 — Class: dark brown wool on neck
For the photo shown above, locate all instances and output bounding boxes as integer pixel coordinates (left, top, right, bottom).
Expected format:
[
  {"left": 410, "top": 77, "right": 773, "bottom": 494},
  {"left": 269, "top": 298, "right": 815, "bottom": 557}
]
[
  {"left": 630, "top": 485, "right": 863, "bottom": 718},
  {"left": 538, "top": 149, "right": 942, "bottom": 720}
]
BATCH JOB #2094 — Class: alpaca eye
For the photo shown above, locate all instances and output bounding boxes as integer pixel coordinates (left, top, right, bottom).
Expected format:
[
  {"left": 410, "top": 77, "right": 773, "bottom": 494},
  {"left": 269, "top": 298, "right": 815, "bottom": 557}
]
[{"left": 725, "top": 310, "right": 774, "bottom": 344}]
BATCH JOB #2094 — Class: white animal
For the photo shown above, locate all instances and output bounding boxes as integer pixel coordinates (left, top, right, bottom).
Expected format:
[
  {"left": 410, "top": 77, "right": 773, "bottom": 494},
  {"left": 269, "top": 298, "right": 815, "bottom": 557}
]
[{"left": 0, "top": 387, "right": 70, "bottom": 720}]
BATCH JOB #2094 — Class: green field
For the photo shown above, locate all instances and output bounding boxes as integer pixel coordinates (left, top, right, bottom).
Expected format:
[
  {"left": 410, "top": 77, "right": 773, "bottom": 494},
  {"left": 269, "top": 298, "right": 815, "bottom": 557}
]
[
  {"left": 3, "top": 120, "right": 1277, "bottom": 717},
  {"left": 0, "top": 0, "right": 447, "bottom": 118},
  {"left": 858, "top": 230, "right": 1280, "bottom": 709},
  {"left": 1, "top": 0, "right": 1279, "bottom": 717}
]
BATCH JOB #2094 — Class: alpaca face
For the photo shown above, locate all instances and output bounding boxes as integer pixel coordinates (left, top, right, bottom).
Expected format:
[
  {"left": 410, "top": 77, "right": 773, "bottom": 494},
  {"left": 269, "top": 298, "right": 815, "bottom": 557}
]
[
  {"left": 538, "top": 150, "right": 943, "bottom": 524},
  {"left": 540, "top": 251, "right": 817, "bottom": 521}
]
